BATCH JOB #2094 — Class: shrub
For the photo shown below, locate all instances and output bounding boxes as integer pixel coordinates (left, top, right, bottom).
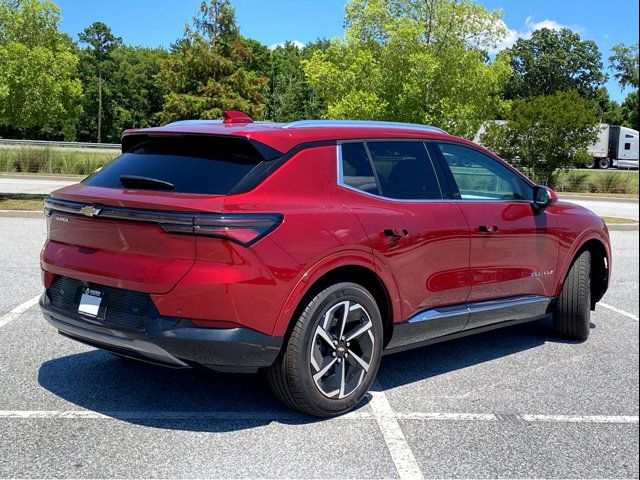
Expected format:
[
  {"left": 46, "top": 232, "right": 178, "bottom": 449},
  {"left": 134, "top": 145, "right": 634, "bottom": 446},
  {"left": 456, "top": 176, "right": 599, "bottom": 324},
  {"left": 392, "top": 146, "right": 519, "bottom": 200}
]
[
  {"left": 590, "top": 172, "right": 628, "bottom": 194},
  {"left": 0, "top": 147, "right": 117, "bottom": 174}
]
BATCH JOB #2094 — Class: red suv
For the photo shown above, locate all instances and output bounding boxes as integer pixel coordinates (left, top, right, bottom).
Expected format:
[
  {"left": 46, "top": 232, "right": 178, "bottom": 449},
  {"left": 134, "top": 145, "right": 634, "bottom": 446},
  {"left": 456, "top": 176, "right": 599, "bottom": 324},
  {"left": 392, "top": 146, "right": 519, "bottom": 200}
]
[{"left": 40, "top": 112, "right": 611, "bottom": 416}]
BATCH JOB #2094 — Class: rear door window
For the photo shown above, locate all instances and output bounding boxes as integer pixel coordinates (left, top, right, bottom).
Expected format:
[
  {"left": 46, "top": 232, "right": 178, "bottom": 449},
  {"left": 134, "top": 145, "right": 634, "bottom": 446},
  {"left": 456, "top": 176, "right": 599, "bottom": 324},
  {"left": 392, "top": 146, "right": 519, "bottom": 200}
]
[
  {"left": 367, "top": 142, "right": 442, "bottom": 200},
  {"left": 84, "top": 136, "right": 266, "bottom": 194},
  {"left": 340, "top": 142, "right": 380, "bottom": 195}
]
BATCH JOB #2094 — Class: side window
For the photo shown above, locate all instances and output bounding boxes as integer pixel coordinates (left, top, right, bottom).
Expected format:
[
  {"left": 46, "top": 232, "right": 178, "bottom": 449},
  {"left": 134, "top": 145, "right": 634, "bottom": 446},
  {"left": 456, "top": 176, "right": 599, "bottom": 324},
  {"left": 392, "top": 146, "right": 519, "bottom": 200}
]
[
  {"left": 436, "top": 143, "right": 524, "bottom": 201},
  {"left": 366, "top": 142, "right": 442, "bottom": 200},
  {"left": 340, "top": 142, "right": 380, "bottom": 195},
  {"left": 625, "top": 143, "right": 631, "bottom": 150}
]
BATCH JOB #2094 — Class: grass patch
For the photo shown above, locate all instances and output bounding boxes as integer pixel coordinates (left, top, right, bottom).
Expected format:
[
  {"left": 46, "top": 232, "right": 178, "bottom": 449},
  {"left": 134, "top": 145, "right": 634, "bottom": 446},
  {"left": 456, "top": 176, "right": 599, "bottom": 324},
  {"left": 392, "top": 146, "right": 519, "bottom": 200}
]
[
  {"left": 556, "top": 169, "right": 639, "bottom": 195},
  {"left": 601, "top": 216, "right": 639, "bottom": 225},
  {"left": 0, "top": 146, "right": 118, "bottom": 175},
  {"left": 0, "top": 194, "right": 46, "bottom": 211},
  {"left": 561, "top": 192, "right": 639, "bottom": 199}
]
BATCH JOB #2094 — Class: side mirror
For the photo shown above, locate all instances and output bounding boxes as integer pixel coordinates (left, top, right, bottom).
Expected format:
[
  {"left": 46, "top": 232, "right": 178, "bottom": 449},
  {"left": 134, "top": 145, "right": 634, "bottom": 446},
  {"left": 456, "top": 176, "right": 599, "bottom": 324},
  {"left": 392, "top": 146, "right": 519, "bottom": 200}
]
[{"left": 533, "top": 185, "right": 557, "bottom": 210}]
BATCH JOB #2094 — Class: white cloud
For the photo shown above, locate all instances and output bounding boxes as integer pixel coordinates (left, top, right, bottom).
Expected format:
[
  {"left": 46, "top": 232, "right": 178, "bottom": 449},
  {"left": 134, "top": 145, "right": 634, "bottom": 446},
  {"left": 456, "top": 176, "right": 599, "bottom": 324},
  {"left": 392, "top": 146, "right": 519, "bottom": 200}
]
[
  {"left": 268, "top": 40, "right": 305, "bottom": 50},
  {"left": 492, "top": 16, "right": 585, "bottom": 53}
]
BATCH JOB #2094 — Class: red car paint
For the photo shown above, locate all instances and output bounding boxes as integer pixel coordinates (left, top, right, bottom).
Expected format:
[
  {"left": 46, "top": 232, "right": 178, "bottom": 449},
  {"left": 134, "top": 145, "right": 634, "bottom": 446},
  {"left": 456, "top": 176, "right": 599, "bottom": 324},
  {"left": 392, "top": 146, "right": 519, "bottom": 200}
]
[{"left": 41, "top": 119, "right": 611, "bottom": 342}]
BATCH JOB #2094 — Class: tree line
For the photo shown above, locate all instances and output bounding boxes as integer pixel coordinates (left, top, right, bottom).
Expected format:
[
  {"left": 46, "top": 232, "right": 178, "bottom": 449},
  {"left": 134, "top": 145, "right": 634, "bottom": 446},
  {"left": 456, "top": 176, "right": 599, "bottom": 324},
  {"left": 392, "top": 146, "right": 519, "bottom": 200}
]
[{"left": 0, "top": 0, "right": 638, "bottom": 151}]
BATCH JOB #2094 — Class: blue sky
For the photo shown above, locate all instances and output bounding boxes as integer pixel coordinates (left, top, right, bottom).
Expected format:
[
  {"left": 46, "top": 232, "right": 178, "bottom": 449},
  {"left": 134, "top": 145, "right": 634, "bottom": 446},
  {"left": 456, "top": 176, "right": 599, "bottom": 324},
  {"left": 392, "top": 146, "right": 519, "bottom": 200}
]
[{"left": 55, "top": 0, "right": 639, "bottom": 102}]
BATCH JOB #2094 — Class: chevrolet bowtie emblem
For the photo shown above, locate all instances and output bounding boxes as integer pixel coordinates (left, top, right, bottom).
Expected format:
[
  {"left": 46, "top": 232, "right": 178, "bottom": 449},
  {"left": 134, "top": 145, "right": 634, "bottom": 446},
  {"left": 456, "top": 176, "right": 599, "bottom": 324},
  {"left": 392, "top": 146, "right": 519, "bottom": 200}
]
[{"left": 79, "top": 205, "right": 101, "bottom": 217}]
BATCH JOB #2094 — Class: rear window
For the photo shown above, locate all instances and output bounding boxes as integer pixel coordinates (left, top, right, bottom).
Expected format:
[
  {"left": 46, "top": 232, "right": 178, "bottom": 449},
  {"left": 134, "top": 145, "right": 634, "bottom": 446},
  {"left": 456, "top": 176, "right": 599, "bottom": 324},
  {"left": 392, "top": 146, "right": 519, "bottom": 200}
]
[{"left": 83, "top": 136, "right": 267, "bottom": 194}]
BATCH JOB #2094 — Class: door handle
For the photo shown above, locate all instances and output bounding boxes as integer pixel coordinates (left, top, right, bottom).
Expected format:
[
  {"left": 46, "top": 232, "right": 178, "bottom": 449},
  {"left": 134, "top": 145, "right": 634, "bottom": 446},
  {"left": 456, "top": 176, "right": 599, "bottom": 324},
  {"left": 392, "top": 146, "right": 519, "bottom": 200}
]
[
  {"left": 479, "top": 225, "right": 499, "bottom": 233},
  {"left": 384, "top": 228, "right": 409, "bottom": 237}
]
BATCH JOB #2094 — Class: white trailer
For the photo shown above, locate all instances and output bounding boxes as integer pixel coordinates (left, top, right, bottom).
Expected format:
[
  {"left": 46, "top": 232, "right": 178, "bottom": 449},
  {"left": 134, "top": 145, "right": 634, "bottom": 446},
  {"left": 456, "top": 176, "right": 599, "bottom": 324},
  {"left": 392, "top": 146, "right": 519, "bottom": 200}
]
[{"left": 587, "top": 124, "right": 639, "bottom": 169}]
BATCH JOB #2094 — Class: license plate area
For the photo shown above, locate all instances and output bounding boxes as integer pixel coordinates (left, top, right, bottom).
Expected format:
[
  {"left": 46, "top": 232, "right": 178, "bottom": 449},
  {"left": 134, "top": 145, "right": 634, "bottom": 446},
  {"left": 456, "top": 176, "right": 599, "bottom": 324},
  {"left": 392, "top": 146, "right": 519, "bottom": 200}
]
[{"left": 77, "top": 286, "right": 108, "bottom": 320}]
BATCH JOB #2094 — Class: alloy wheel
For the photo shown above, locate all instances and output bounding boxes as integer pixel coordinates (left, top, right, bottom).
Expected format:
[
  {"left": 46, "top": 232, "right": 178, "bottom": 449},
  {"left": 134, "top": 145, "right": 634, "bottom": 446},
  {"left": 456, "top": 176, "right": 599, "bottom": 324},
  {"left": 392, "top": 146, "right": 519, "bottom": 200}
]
[{"left": 309, "top": 300, "right": 375, "bottom": 399}]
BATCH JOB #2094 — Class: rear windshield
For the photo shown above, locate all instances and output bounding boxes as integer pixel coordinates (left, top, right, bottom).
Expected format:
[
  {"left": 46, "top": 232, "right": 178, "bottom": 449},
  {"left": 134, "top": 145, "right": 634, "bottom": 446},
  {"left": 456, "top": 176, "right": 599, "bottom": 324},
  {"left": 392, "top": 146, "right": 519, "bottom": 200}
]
[{"left": 83, "top": 136, "right": 266, "bottom": 194}]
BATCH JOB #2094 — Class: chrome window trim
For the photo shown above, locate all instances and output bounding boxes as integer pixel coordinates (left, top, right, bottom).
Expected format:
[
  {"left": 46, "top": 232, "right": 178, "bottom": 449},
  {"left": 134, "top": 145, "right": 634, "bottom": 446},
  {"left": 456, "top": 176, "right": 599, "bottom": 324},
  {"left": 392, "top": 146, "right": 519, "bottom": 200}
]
[
  {"left": 430, "top": 139, "right": 538, "bottom": 201},
  {"left": 337, "top": 142, "right": 537, "bottom": 205},
  {"left": 336, "top": 139, "right": 449, "bottom": 203},
  {"left": 435, "top": 142, "right": 528, "bottom": 202}
]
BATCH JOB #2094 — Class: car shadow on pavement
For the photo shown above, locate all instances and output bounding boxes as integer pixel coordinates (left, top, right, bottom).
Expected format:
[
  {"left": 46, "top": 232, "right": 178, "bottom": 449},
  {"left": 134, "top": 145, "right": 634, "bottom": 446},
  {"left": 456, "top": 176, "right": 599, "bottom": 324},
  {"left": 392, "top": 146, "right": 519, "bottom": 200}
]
[{"left": 37, "top": 317, "right": 590, "bottom": 432}]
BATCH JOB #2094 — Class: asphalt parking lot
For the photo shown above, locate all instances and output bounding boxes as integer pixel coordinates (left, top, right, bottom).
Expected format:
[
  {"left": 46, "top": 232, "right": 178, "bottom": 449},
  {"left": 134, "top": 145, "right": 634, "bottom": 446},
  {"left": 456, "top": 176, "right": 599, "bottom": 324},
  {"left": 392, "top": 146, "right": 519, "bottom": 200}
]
[{"left": 0, "top": 216, "right": 638, "bottom": 479}]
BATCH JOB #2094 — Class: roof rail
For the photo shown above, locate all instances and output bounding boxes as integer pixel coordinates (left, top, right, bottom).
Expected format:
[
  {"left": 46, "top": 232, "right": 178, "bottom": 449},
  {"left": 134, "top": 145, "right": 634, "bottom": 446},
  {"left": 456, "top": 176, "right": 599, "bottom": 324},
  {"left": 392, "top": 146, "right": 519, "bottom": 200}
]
[
  {"left": 282, "top": 120, "right": 448, "bottom": 134},
  {"left": 166, "top": 119, "right": 223, "bottom": 126}
]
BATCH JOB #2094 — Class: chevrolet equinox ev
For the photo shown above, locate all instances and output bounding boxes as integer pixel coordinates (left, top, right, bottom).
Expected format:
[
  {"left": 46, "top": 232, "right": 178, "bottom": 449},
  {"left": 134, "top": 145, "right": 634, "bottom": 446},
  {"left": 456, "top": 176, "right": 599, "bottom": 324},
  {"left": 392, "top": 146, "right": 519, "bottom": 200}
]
[{"left": 40, "top": 111, "right": 611, "bottom": 417}]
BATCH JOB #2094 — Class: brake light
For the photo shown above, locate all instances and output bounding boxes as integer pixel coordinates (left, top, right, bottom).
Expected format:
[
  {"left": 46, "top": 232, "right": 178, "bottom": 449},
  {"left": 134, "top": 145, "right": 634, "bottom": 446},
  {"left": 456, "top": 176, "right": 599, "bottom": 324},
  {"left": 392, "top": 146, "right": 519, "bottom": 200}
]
[{"left": 193, "top": 213, "right": 283, "bottom": 246}]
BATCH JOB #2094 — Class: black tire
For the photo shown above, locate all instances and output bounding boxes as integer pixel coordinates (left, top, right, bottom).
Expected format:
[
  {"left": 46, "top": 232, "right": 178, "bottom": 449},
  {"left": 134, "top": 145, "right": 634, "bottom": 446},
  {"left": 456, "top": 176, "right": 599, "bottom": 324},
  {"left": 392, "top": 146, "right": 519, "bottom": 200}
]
[
  {"left": 598, "top": 158, "right": 610, "bottom": 169},
  {"left": 553, "top": 250, "right": 591, "bottom": 340},
  {"left": 267, "top": 282, "right": 383, "bottom": 417}
]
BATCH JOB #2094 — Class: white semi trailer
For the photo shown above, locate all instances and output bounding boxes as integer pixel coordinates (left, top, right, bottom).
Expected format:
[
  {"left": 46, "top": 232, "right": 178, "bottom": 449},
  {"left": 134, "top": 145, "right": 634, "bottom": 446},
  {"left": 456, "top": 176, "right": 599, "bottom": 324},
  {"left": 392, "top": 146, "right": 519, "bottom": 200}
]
[
  {"left": 587, "top": 124, "right": 639, "bottom": 169},
  {"left": 475, "top": 122, "right": 639, "bottom": 170}
]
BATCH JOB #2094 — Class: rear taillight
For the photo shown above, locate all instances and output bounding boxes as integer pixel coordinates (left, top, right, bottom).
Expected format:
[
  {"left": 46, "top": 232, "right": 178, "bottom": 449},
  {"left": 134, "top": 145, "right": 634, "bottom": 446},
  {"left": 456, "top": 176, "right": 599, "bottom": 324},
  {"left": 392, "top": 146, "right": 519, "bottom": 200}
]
[
  {"left": 159, "top": 213, "right": 283, "bottom": 245},
  {"left": 193, "top": 213, "right": 283, "bottom": 246},
  {"left": 44, "top": 197, "right": 282, "bottom": 246}
]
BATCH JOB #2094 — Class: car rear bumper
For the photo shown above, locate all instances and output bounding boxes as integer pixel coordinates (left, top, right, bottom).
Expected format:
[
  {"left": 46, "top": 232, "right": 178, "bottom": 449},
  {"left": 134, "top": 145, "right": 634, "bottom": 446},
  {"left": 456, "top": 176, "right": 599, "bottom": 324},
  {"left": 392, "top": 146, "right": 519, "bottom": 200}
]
[{"left": 39, "top": 294, "right": 283, "bottom": 373}]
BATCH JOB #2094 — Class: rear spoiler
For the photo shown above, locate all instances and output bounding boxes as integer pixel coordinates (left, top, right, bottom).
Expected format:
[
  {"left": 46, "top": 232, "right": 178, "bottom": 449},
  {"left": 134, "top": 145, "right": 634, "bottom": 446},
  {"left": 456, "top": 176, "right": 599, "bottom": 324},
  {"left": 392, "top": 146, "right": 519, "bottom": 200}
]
[{"left": 120, "top": 132, "right": 283, "bottom": 161}]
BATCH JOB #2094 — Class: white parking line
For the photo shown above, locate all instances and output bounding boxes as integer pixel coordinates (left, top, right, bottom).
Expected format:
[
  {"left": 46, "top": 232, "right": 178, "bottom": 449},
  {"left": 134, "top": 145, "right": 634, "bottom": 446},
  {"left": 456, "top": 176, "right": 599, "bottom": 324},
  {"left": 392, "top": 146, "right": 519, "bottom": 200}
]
[
  {"left": 369, "top": 383, "right": 425, "bottom": 480},
  {"left": 521, "top": 414, "right": 639, "bottom": 424},
  {"left": 395, "top": 412, "right": 497, "bottom": 421},
  {"left": 0, "top": 294, "right": 40, "bottom": 329},
  {"left": 599, "top": 302, "right": 639, "bottom": 321},
  {"left": 0, "top": 410, "right": 636, "bottom": 425}
]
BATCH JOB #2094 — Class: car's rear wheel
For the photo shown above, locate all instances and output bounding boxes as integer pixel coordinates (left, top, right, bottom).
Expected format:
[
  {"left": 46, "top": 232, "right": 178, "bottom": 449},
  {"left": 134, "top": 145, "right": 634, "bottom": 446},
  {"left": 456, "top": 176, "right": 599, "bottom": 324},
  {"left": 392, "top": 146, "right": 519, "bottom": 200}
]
[
  {"left": 553, "top": 250, "right": 591, "bottom": 340},
  {"left": 267, "top": 282, "right": 383, "bottom": 417}
]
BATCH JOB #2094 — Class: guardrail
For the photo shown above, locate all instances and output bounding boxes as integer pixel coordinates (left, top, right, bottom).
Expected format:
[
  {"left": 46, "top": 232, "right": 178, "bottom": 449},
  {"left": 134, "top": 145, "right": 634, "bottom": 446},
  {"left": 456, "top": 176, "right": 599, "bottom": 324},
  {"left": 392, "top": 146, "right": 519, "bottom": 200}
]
[{"left": 0, "top": 138, "right": 120, "bottom": 149}]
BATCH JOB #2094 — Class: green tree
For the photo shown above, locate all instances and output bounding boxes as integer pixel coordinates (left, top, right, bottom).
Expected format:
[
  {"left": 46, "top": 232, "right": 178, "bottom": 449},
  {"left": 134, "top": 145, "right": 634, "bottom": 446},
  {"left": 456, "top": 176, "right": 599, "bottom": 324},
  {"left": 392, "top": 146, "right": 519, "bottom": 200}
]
[
  {"left": 76, "top": 45, "right": 168, "bottom": 142},
  {"left": 620, "top": 90, "right": 639, "bottom": 131},
  {"left": 157, "top": 0, "right": 266, "bottom": 122},
  {"left": 265, "top": 41, "right": 327, "bottom": 122},
  {"left": 609, "top": 42, "right": 639, "bottom": 90},
  {"left": 504, "top": 28, "right": 606, "bottom": 100},
  {"left": 480, "top": 90, "right": 598, "bottom": 186},
  {"left": 608, "top": 42, "right": 639, "bottom": 131},
  {"left": 78, "top": 22, "right": 122, "bottom": 143},
  {"left": 0, "top": 0, "right": 82, "bottom": 139},
  {"left": 302, "top": 0, "right": 512, "bottom": 138},
  {"left": 108, "top": 46, "right": 168, "bottom": 139}
]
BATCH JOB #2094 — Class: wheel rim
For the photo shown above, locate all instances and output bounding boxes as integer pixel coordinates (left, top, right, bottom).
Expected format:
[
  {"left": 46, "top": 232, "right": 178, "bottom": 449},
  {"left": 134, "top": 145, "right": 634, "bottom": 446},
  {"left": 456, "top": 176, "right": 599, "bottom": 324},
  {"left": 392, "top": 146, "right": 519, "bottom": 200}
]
[{"left": 309, "top": 300, "right": 375, "bottom": 399}]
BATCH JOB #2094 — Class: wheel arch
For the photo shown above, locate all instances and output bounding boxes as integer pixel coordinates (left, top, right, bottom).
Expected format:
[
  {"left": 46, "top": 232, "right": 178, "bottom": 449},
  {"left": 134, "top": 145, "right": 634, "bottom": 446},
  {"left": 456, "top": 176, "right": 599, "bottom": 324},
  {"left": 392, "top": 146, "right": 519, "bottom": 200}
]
[
  {"left": 557, "top": 236, "right": 610, "bottom": 310},
  {"left": 273, "top": 259, "right": 397, "bottom": 348}
]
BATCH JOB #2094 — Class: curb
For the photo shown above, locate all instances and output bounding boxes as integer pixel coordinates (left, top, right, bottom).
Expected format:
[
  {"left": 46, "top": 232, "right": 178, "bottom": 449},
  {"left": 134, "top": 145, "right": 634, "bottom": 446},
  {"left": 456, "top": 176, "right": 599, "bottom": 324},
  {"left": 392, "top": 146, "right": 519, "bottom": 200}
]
[
  {"left": 560, "top": 194, "right": 639, "bottom": 203},
  {"left": 0, "top": 174, "right": 83, "bottom": 182},
  {"left": 0, "top": 210, "right": 44, "bottom": 219},
  {"left": 607, "top": 223, "right": 640, "bottom": 231}
]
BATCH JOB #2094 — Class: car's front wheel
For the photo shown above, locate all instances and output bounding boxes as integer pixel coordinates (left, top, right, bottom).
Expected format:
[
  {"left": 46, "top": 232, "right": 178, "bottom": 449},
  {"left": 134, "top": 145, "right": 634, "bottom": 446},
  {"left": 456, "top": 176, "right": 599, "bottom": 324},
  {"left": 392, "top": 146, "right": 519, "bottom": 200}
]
[
  {"left": 553, "top": 250, "right": 591, "bottom": 340},
  {"left": 267, "top": 282, "right": 383, "bottom": 417}
]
